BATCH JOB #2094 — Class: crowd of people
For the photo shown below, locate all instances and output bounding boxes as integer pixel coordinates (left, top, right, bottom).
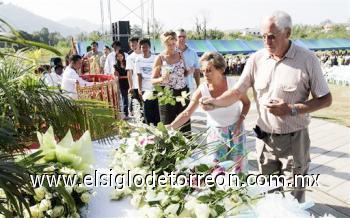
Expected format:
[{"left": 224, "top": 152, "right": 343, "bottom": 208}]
[
  {"left": 223, "top": 50, "right": 350, "bottom": 76},
  {"left": 38, "top": 10, "right": 335, "bottom": 204},
  {"left": 224, "top": 55, "right": 248, "bottom": 75},
  {"left": 317, "top": 50, "right": 350, "bottom": 68}
]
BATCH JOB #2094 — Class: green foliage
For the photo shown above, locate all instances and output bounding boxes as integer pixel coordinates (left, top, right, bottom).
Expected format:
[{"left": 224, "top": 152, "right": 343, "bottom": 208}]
[
  {"left": 290, "top": 24, "right": 350, "bottom": 39},
  {"left": 188, "top": 23, "right": 350, "bottom": 40},
  {"left": 0, "top": 55, "right": 115, "bottom": 145},
  {"left": 154, "top": 85, "right": 176, "bottom": 106},
  {"left": 0, "top": 18, "right": 61, "bottom": 56},
  {"left": 0, "top": 151, "right": 45, "bottom": 217},
  {"left": 0, "top": 18, "right": 116, "bottom": 217}
]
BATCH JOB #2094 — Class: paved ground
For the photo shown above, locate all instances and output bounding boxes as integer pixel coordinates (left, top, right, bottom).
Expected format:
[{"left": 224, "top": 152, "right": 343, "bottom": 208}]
[{"left": 191, "top": 104, "right": 350, "bottom": 218}]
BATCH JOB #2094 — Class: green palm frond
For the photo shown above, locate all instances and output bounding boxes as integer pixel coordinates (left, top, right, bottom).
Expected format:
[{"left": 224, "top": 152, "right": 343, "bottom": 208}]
[
  {"left": 0, "top": 17, "right": 61, "bottom": 56},
  {"left": 0, "top": 153, "right": 33, "bottom": 217},
  {"left": 0, "top": 117, "right": 21, "bottom": 153},
  {"left": 0, "top": 151, "right": 46, "bottom": 217},
  {"left": 0, "top": 54, "right": 116, "bottom": 147}
]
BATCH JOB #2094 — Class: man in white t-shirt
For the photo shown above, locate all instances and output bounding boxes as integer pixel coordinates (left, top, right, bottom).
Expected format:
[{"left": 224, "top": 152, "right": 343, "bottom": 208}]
[
  {"left": 126, "top": 37, "right": 142, "bottom": 113},
  {"left": 100, "top": 46, "right": 111, "bottom": 74},
  {"left": 104, "top": 41, "right": 128, "bottom": 75},
  {"left": 42, "top": 64, "right": 63, "bottom": 87},
  {"left": 61, "top": 55, "right": 93, "bottom": 99},
  {"left": 135, "top": 38, "right": 160, "bottom": 125}
]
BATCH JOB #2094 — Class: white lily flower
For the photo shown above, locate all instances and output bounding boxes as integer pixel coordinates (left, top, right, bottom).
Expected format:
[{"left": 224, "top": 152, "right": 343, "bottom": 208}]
[
  {"left": 25, "top": 204, "right": 41, "bottom": 218},
  {"left": 39, "top": 199, "right": 51, "bottom": 212},
  {"left": 194, "top": 203, "right": 211, "bottom": 218},
  {"left": 80, "top": 192, "right": 91, "bottom": 203},
  {"left": 51, "top": 206, "right": 64, "bottom": 218},
  {"left": 176, "top": 91, "right": 190, "bottom": 106},
  {"left": 45, "top": 192, "right": 53, "bottom": 200},
  {"left": 131, "top": 193, "right": 143, "bottom": 208},
  {"left": 74, "top": 185, "right": 88, "bottom": 194},
  {"left": 34, "top": 187, "right": 46, "bottom": 201},
  {"left": 164, "top": 203, "right": 179, "bottom": 215},
  {"left": 142, "top": 91, "right": 156, "bottom": 100},
  {"left": 123, "top": 152, "right": 143, "bottom": 169},
  {"left": 145, "top": 206, "right": 163, "bottom": 218},
  {"left": 65, "top": 186, "right": 73, "bottom": 194}
]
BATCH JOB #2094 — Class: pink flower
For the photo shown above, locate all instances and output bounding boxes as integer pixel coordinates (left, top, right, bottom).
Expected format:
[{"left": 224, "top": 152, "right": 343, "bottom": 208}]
[
  {"left": 212, "top": 166, "right": 225, "bottom": 177},
  {"left": 139, "top": 135, "right": 155, "bottom": 147}
]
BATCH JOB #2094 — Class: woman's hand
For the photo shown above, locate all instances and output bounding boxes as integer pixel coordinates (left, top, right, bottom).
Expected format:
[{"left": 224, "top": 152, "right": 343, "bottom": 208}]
[
  {"left": 161, "top": 72, "right": 170, "bottom": 83},
  {"left": 165, "top": 124, "right": 173, "bottom": 131},
  {"left": 233, "top": 123, "right": 241, "bottom": 137},
  {"left": 138, "top": 89, "right": 143, "bottom": 101}
]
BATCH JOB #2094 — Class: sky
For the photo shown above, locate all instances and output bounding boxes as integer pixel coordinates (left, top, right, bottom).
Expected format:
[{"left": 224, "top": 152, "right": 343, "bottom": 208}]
[{"left": 4, "top": 0, "right": 350, "bottom": 31}]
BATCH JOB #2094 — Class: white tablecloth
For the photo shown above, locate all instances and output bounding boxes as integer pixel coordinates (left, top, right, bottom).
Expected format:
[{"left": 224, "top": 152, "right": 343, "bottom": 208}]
[{"left": 82, "top": 140, "right": 138, "bottom": 218}]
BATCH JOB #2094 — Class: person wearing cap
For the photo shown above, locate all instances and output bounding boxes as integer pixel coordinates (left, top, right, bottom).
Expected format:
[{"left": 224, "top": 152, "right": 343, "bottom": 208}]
[{"left": 42, "top": 57, "right": 64, "bottom": 87}]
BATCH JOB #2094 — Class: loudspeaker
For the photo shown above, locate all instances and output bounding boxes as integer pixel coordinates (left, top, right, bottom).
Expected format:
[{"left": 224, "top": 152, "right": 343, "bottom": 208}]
[
  {"left": 118, "top": 21, "right": 130, "bottom": 35},
  {"left": 111, "top": 21, "right": 130, "bottom": 52}
]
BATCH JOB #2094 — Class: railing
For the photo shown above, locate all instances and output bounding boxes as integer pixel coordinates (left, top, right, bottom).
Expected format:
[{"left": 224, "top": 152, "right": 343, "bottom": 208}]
[{"left": 76, "top": 74, "right": 120, "bottom": 119}]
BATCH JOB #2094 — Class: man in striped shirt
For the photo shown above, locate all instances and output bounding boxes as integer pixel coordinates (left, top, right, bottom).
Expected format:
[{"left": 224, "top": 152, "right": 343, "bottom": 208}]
[{"left": 200, "top": 11, "right": 332, "bottom": 203}]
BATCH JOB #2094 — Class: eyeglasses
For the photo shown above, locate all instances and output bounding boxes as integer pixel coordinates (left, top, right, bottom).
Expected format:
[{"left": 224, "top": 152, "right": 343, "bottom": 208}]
[{"left": 262, "top": 31, "right": 280, "bottom": 40}]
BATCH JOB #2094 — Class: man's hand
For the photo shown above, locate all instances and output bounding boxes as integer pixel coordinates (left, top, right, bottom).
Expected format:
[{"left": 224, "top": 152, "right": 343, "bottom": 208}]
[
  {"left": 128, "top": 88, "right": 133, "bottom": 94},
  {"left": 265, "top": 99, "right": 291, "bottom": 116},
  {"left": 199, "top": 97, "right": 216, "bottom": 111}
]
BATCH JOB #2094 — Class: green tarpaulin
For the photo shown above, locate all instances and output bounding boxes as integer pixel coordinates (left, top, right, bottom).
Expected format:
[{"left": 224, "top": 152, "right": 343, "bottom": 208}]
[{"left": 77, "top": 38, "right": 350, "bottom": 55}]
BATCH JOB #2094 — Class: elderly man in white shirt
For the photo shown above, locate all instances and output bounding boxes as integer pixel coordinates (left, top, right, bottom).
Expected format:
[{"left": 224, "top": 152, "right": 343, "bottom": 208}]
[{"left": 61, "top": 55, "right": 93, "bottom": 99}]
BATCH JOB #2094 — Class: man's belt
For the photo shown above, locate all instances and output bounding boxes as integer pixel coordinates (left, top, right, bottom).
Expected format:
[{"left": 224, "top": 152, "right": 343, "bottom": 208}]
[{"left": 253, "top": 125, "right": 296, "bottom": 139}]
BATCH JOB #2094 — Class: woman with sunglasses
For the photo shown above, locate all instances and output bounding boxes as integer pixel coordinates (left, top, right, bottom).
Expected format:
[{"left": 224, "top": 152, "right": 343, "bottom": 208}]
[
  {"left": 169, "top": 52, "right": 251, "bottom": 173},
  {"left": 152, "top": 31, "right": 190, "bottom": 133}
]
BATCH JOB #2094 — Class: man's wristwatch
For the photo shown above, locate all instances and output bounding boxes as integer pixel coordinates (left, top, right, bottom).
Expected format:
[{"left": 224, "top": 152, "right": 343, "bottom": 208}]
[{"left": 290, "top": 104, "right": 298, "bottom": 116}]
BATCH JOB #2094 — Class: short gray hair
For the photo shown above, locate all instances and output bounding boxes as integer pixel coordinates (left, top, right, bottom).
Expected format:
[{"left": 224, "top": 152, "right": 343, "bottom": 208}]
[
  {"left": 200, "top": 52, "right": 226, "bottom": 72},
  {"left": 264, "top": 11, "right": 292, "bottom": 32}
]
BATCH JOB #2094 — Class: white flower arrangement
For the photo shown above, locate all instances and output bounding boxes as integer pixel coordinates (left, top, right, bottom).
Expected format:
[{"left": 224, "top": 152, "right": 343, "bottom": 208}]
[
  {"left": 109, "top": 123, "right": 257, "bottom": 217},
  {"left": 5, "top": 127, "right": 96, "bottom": 218}
]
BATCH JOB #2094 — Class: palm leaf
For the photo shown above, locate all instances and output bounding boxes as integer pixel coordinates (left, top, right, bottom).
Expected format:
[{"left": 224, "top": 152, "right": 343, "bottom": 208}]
[
  {"left": 0, "top": 17, "right": 61, "bottom": 56},
  {"left": 0, "top": 153, "right": 34, "bottom": 217}
]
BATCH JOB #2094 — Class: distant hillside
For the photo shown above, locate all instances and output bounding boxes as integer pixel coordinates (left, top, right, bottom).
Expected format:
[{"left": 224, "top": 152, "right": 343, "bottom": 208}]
[
  {"left": 58, "top": 18, "right": 101, "bottom": 33},
  {"left": 0, "top": 3, "right": 98, "bottom": 36}
]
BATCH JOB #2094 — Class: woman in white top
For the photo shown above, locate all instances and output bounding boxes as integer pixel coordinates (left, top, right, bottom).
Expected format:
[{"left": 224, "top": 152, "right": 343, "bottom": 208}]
[{"left": 170, "top": 52, "right": 251, "bottom": 172}]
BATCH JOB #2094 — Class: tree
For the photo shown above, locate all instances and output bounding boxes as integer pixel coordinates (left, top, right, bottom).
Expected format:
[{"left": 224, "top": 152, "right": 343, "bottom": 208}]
[
  {"left": 33, "top": 27, "right": 50, "bottom": 44},
  {"left": 207, "top": 29, "right": 225, "bottom": 39},
  {"left": 87, "top": 31, "right": 102, "bottom": 41},
  {"left": 192, "top": 15, "right": 208, "bottom": 39},
  {"left": 76, "top": 32, "right": 88, "bottom": 41},
  {"left": 150, "top": 19, "right": 163, "bottom": 39},
  {"left": 131, "top": 24, "right": 142, "bottom": 37}
]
